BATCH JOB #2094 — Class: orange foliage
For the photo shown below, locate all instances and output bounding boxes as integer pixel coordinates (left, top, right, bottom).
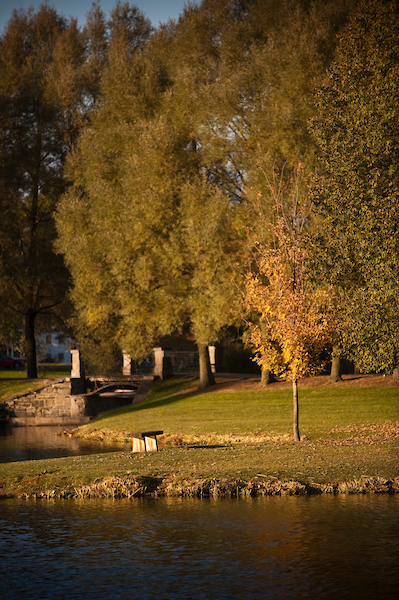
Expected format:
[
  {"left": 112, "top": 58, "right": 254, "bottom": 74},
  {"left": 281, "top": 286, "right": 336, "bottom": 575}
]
[{"left": 245, "top": 165, "right": 332, "bottom": 382}]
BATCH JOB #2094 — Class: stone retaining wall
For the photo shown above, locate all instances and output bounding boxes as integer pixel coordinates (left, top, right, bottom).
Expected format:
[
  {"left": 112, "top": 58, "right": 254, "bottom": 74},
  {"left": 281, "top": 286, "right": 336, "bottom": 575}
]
[{"left": 3, "top": 380, "right": 90, "bottom": 426}]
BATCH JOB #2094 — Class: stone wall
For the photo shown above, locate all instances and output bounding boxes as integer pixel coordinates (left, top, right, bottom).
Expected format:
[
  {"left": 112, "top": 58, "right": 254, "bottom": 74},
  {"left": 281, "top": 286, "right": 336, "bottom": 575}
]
[{"left": 3, "top": 380, "right": 90, "bottom": 426}]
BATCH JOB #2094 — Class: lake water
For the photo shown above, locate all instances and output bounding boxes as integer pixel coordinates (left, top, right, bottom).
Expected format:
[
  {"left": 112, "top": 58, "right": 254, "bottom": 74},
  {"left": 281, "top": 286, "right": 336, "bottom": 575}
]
[
  {"left": 0, "top": 426, "right": 130, "bottom": 462},
  {"left": 1, "top": 494, "right": 398, "bottom": 599}
]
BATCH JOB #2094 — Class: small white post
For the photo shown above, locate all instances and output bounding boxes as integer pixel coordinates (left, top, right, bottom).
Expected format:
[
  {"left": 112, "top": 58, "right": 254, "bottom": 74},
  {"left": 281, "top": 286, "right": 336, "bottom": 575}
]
[
  {"left": 208, "top": 345, "right": 216, "bottom": 373},
  {"left": 122, "top": 351, "right": 132, "bottom": 376},
  {"left": 71, "top": 349, "right": 83, "bottom": 378}
]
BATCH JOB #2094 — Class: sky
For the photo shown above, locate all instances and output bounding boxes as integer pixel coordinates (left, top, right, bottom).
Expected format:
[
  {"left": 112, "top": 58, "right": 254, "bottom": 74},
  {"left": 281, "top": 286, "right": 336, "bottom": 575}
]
[{"left": 0, "top": 0, "right": 195, "bottom": 33}]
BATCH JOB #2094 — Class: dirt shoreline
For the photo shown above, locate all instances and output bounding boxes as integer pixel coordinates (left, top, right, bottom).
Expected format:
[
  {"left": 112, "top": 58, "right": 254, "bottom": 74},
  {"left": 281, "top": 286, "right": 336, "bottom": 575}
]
[{"left": 2, "top": 473, "right": 398, "bottom": 500}]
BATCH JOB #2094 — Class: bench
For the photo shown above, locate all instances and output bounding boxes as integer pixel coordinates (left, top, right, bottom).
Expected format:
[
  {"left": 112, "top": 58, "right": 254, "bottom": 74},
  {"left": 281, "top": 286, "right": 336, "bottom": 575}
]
[{"left": 131, "top": 430, "right": 163, "bottom": 453}]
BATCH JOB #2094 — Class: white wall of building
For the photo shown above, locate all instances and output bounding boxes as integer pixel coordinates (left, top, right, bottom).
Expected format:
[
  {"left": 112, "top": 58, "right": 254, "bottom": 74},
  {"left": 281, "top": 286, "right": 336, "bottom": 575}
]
[{"left": 37, "top": 332, "right": 72, "bottom": 363}]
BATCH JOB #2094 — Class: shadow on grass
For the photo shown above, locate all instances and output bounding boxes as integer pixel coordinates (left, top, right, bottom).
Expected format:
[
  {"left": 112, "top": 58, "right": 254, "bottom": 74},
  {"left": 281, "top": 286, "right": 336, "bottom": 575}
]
[
  {"left": 186, "top": 444, "right": 230, "bottom": 449},
  {"left": 91, "top": 378, "right": 204, "bottom": 422}
]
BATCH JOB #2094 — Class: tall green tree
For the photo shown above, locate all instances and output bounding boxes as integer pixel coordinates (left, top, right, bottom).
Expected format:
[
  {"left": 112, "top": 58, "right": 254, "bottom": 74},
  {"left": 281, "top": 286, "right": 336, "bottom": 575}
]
[
  {"left": 0, "top": 2, "right": 142, "bottom": 377},
  {"left": 182, "top": 0, "right": 355, "bottom": 381},
  {"left": 0, "top": 5, "right": 87, "bottom": 377},
  {"left": 310, "top": 0, "right": 399, "bottom": 373},
  {"left": 57, "top": 3, "right": 245, "bottom": 384},
  {"left": 56, "top": 5, "right": 166, "bottom": 374}
]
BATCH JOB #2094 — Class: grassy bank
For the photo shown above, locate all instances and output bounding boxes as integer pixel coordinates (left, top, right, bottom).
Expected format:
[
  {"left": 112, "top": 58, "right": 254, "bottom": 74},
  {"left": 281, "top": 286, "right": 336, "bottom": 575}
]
[
  {"left": 0, "top": 366, "right": 71, "bottom": 401},
  {"left": 0, "top": 376, "right": 398, "bottom": 499},
  {"left": 0, "top": 379, "right": 49, "bottom": 402}
]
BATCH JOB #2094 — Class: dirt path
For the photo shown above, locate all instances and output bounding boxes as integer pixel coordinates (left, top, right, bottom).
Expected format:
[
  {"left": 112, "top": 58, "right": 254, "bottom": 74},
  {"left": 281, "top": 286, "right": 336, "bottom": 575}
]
[{"left": 211, "top": 373, "right": 399, "bottom": 393}]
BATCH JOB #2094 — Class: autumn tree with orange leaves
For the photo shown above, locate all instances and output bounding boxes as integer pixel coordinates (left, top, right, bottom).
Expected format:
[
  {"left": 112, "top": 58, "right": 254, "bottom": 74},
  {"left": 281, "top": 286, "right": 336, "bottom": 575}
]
[{"left": 245, "top": 166, "right": 333, "bottom": 441}]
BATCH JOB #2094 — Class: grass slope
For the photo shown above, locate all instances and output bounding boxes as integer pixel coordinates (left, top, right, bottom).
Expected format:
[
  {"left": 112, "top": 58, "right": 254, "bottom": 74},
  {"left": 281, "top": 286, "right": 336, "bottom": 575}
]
[
  {"left": 0, "top": 367, "right": 71, "bottom": 401},
  {"left": 76, "top": 377, "right": 399, "bottom": 441},
  {"left": 0, "top": 379, "right": 48, "bottom": 402}
]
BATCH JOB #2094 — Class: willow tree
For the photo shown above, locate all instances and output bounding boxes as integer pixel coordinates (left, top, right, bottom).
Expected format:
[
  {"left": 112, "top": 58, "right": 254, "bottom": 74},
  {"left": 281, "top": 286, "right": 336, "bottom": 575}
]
[
  {"left": 147, "top": 4, "right": 249, "bottom": 385},
  {"left": 175, "top": 0, "right": 355, "bottom": 383},
  {"left": 57, "top": 2, "right": 247, "bottom": 384},
  {"left": 56, "top": 4, "right": 159, "bottom": 373}
]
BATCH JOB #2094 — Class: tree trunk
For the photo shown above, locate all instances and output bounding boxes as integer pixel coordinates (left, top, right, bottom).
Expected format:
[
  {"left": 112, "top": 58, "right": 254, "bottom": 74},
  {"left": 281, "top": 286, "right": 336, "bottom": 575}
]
[
  {"left": 25, "top": 309, "right": 38, "bottom": 379},
  {"left": 292, "top": 377, "right": 300, "bottom": 442},
  {"left": 330, "top": 345, "right": 342, "bottom": 382},
  {"left": 393, "top": 366, "right": 399, "bottom": 382},
  {"left": 198, "top": 344, "right": 216, "bottom": 388},
  {"left": 260, "top": 366, "right": 272, "bottom": 386}
]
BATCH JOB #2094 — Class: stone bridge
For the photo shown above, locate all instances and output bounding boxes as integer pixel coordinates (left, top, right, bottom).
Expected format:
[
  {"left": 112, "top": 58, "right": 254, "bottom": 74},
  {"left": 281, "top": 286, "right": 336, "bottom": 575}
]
[{"left": 2, "top": 378, "right": 145, "bottom": 427}]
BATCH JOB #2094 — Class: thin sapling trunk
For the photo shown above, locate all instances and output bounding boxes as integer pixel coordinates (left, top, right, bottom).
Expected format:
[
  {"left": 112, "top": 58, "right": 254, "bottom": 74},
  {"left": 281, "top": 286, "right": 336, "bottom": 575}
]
[{"left": 292, "top": 377, "right": 300, "bottom": 442}]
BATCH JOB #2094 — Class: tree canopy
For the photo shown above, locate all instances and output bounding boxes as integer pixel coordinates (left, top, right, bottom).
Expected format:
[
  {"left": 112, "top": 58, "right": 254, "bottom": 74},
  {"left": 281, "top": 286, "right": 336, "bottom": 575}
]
[
  {"left": 56, "top": 6, "right": 244, "bottom": 382},
  {"left": 54, "top": 0, "right": 356, "bottom": 385},
  {"left": 0, "top": 5, "right": 87, "bottom": 377},
  {"left": 8, "top": 0, "right": 396, "bottom": 395},
  {"left": 310, "top": 0, "right": 399, "bottom": 373},
  {"left": 0, "top": 2, "right": 152, "bottom": 377}
]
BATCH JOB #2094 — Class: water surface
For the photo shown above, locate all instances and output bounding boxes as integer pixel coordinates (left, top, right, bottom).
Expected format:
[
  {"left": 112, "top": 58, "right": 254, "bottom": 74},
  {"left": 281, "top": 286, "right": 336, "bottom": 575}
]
[
  {"left": 0, "top": 425, "right": 130, "bottom": 462},
  {"left": 1, "top": 494, "right": 398, "bottom": 599}
]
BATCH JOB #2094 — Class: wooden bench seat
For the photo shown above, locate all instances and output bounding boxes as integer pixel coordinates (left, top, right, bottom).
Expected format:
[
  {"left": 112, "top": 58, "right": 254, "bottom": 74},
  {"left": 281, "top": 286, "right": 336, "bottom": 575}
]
[{"left": 131, "top": 430, "right": 163, "bottom": 452}]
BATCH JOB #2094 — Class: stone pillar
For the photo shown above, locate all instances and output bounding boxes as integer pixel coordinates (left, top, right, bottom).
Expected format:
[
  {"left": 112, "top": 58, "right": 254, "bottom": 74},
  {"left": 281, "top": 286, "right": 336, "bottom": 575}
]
[
  {"left": 123, "top": 351, "right": 133, "bottom": 376},
  {"left": 153, "top": 347, "right": 173, "bottom": 379},
  {"left": 70, "top": 349, "right": 86, "bottom": 394},
  {"left": 208, "top": 345, "right": 217, "bottom": 373},
  {"left": 208, "top": 344, "right": 223, "bottom": 373}
]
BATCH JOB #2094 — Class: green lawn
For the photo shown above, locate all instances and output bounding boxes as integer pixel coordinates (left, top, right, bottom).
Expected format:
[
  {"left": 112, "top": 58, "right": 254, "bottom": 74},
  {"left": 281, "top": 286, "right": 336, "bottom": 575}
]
[
  {"left": 0, "top": 379, "right": 47, "bottom": 402},
  {"left": 76, "top": 377, "right": 399, "bottom": 441},
  {"left": 0, "top": 369, "right": 27, "bottom": 379},
  {"left": 0, "top": 366, "right": 71, "bottom": 401},
  {"left": 0, "top": 370, "right": 70, "bottom": 402}
]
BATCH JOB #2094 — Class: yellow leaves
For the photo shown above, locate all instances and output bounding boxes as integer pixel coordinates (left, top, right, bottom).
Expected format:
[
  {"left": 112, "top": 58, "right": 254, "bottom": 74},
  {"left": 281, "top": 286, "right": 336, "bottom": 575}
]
[{"left": 245, "top": 223, "right": 332, "bottom": 381}]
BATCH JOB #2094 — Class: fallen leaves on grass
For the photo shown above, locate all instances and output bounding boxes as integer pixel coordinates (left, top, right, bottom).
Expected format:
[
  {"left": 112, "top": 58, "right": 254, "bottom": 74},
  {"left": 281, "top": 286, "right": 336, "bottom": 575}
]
[
  {"left": 331, "top": 421, "right": 399, "bottom": 436},
  {"left": 163, "top": 433, "right": 292, "bottom": 446},
  {"left": 328, "top": 421, "right": 399, "bottom": 445},
  {"left": 65, "top": 428, "right": 294, "bottom": 446}
]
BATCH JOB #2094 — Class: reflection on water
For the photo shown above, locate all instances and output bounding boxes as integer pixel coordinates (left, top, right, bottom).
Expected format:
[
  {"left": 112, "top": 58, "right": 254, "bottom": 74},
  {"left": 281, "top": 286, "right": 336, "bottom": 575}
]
[
  {"left": 0, "top": 426, "right": 130, "bottom": 462},
  {"left": 1, "top": 495, "right": 398, "bottom": 599}
]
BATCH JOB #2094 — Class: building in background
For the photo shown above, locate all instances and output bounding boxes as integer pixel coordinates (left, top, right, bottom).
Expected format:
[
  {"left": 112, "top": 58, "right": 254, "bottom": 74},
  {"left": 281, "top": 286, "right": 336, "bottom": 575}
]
[{"left": 37, "top": 332, "right": 72, "bottom": 363}]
